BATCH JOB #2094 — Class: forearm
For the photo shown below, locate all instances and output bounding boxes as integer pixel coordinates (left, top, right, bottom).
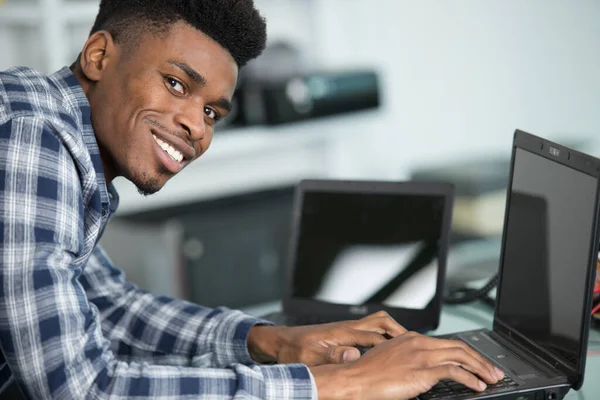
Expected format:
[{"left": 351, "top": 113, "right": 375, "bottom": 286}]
[
  {"left": 84, "top": 246, "right": 271, "bottom": 367},
  {"left": 247, "top": 326, "right": 360, "bottom": 400},
  {"left": 92, "top": 357, "right": 316, "bottom": 399},
  {"left": 93, "top": 288, "right": 266, "bottom": 368}
]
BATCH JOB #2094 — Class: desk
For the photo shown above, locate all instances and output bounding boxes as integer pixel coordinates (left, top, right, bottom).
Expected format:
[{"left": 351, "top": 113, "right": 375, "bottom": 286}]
[{"left": 243, "top": 301, "right": 600, "bottom": 398}]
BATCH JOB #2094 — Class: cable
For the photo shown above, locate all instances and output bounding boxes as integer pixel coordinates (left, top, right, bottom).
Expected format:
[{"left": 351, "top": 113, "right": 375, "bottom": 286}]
[
  {"left": 444, "top": 274, "right": 499, "bottom": 305},
  {"left": 444, "top": 276, "right": 599, "bottom": 307},
  {"left": 443, "top": 264, "right": 598, "bottom": 306}
]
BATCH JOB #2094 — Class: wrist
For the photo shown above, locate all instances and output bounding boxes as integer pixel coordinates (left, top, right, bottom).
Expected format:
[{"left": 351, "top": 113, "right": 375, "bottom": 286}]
[
  {"left": 309, "top": 364, "right": 361, "bottom": 400},
  {"left": 247, "top": 325, "right": 285, "bottom": 363}
]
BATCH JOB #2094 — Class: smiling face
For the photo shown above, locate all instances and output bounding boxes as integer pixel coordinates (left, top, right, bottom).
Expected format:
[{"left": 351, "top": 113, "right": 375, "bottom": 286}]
[{"left": 77, "top": 20, "right": 238, "bottom": 195}]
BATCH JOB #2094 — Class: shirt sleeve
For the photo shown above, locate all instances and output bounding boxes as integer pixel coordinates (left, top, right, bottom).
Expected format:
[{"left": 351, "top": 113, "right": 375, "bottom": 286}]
[
  {"left": 0, "top": 116, "right": 316, "bottom": 399},
  {"left": 80, "top": 244, "right": 269, "bottom": 369}
]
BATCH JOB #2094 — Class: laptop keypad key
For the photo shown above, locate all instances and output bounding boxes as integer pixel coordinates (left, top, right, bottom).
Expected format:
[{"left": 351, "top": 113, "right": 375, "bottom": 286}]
[{"left": 419, "top": 393, "right": 443, "bottom": 399}]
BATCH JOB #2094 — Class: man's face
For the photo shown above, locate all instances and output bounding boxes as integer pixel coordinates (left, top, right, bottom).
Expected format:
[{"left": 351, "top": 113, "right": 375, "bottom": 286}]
[{"left": 88, "top": 20, "right": 238, "bottom": 195}]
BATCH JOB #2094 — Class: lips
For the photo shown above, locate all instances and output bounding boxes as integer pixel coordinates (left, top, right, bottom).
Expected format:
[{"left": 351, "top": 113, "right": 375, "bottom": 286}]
[
  {"left": 150, "top": 129, "right": 196, "bottom": 161},
  {"left": 153, "top": 134, "right": 184, "bottom": 162},
  {"left": 150, "top": 129, "right": 195, "bottom": 174}
]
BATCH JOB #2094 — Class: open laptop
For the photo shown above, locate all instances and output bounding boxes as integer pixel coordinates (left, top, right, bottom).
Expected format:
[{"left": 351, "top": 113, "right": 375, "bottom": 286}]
[
  {"left": 417, "top": 129, "right": 600, "bottom": 400},
  {"left": 263, "top": 179, "right": 455, "bottom": 332}
]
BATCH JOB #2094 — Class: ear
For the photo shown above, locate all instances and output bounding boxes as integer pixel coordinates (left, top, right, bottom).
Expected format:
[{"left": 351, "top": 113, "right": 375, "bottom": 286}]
[{"left": 78, "top": 31, "right": 117, "bottom": 82}]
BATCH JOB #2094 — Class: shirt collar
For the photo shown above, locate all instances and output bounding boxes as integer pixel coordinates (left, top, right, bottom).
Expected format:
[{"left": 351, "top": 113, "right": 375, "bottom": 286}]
[{"left": 49, "top": 67, "right": 119, "bottom": 213}]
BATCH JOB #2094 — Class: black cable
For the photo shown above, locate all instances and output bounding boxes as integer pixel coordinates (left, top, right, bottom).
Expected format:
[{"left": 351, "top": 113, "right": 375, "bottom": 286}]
[{"left": 443, "top": 273, "right": 499, "bottom": 305}]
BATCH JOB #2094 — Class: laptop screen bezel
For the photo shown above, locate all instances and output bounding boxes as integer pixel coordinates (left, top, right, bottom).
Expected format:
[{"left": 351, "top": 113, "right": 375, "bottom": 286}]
[
  {"left": 281, "top": 179, "right": 455, "bottom": 332},
  {"left": 493, "top": 129, "right": 600, "bottom": 390}
]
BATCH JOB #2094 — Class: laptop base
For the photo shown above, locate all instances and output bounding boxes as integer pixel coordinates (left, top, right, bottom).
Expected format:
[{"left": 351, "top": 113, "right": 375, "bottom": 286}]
[{"left": 418, "top": 329, "right": 571, "bottom": 399}]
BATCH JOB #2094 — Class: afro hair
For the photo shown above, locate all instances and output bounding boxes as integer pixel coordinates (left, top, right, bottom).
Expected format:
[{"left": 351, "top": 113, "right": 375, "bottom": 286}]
[{"left": 89, "top": 0, "right": 267, "bottom": 67}]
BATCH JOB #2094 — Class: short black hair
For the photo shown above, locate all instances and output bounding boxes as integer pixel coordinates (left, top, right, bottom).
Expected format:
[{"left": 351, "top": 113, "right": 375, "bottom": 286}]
[{"left": 89, "top": 0, "right": 267, "bottom": 67}]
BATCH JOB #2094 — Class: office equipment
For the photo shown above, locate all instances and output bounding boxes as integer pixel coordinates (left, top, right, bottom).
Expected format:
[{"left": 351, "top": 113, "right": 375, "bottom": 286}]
[
  {"left": 230, "top": 69, "right": 380, "bottom": 126},
  {"left": 262, "top": 179, "right": 455, "bottom": 332},
  {"left": 417, "top": 130, "right": 600, "bottom": 400}
]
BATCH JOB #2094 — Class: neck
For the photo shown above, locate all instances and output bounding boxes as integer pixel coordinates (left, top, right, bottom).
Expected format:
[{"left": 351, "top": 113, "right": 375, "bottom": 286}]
[{"left": 70, "top": 62, "right": 117, "bottom": 184}]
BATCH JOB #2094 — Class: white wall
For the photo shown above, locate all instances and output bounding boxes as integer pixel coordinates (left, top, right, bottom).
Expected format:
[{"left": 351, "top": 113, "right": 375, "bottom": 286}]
[
  {"left": 310, "top": 0, "right": 600, "bottom": 179},
  {"left": 0, "top": 0, "right": 315, "bottom": 73},
  {"left": 2, "top": 0, "right": 599, "bottom": 183}
]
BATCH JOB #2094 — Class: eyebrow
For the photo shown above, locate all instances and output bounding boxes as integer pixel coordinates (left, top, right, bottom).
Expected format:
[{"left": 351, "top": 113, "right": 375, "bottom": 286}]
[
  {"left": 213, "top": 97, "right": 233, "bottom": 113},
  {"left": 168, "top": 59, "right": 207, "bottom": 86}
]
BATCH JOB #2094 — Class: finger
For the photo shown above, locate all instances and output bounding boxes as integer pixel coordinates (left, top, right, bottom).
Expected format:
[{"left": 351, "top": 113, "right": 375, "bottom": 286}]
[
  {"left": 354, "top": 311, "right": 407, "bottom": 337},
  {"left": 349, "top": 329, "right": 387, "bottom": 348},
  {"left": 426, "top": 364, "right": 488, "bottom": 392},
  {"left": 424, "top": 348, "right": 497, "bottom": 384},
  {"left": 324, "top": 346, "right": 361, "bottom": 364},
  {"left": 419, "top": 338, "right": 502, "bottom": 381}
]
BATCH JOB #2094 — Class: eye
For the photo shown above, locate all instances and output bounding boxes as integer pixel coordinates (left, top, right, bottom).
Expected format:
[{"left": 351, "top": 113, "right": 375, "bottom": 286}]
[
  {"left": 166, "top": 77, "right": 185, "bottom": 94},
  {"left": 204, "top": 107, "right": 220, "bottom": 122}
]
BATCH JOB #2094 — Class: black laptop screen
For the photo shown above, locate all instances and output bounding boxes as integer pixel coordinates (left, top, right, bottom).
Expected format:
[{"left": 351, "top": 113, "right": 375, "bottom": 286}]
[
  {"left": 497, "top": 147, "right": 597, "bottom": 365},
  {"left": 291, "top": 191, "right": 445, "bottom": 310}
]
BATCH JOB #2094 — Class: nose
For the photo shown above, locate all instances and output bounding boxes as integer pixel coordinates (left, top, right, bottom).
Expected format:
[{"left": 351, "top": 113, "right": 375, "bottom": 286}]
[{"left": 174, "top": 103, "right": 206, "bottom": 142}]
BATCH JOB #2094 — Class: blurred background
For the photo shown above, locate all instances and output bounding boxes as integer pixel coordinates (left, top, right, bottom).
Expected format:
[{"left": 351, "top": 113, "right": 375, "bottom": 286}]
[{"left": 2, "top": 0, "right": 599, "bottom": 311}]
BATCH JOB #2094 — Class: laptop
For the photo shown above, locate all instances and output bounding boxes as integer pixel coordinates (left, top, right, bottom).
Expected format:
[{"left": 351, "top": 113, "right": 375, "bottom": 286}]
[
  {"left": 263, "top": 179, "right": 455, "bottom": 332},
  {"left": 417, "top": 129, "right": 600, "bottom": 400}
]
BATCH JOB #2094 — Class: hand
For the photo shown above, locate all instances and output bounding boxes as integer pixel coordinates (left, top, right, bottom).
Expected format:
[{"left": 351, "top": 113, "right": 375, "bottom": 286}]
[
  {"left": 247, "top": 311, "right": 406, "bottom": 365},
  {"left": 310, "top": 331, "right": 505, "bottom": 400}
]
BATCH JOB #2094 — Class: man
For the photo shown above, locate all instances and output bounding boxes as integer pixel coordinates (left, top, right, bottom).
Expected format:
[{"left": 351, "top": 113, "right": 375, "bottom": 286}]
[{"left": 0, "top": 0, "right": 503, "bottom": 398}]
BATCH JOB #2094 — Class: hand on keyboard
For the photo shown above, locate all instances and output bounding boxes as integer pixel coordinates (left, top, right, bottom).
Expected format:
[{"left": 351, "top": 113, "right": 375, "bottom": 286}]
[
  {"left": 254, "top": 310, "right": 407, "bottom": 365},
  {"left": 309, "top": 331, "right": 504, "bottom": 400}
]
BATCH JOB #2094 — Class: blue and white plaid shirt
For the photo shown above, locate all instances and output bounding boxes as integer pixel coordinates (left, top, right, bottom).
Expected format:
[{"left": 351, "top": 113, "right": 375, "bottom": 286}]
[{"left": 0, "top": 67, "right": 316, "bottom": 399}]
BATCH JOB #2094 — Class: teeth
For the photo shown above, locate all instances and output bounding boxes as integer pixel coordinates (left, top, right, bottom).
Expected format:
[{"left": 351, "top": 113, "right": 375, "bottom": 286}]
[{"left": 153, "top": 134, "right": 183, "bottom": 162}]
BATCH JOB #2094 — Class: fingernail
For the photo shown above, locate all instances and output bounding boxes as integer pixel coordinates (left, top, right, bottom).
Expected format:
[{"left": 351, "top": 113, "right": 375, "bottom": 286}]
[
  {"left": 343, "top": 350, "right": 358, "bottom": 362},
  {"left": 342, "top": 350, "right": 352, "bottom": 362},
  {"left": 495, "top": 367, "right": 505, "bottom": 379},
  {"left": 479, "top": 381, "right": 487, "bottom": 391},
  {"left": 490, "top": 368, "right": 498, "bottom": 380}
]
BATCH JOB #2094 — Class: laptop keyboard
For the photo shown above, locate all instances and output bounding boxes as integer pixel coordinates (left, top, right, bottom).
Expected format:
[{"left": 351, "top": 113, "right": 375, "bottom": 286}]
[
  {"left": 417, "top": 333, "right": 522, "bottom": 399},
  {"left": 418, "top": 376, "right": 518, "bottom": 399}
]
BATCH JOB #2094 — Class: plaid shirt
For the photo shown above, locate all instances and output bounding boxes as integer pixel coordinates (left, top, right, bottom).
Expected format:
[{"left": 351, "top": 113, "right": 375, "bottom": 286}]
[{"left": 0, "top": 67, "right": 316, "bottom": 399}]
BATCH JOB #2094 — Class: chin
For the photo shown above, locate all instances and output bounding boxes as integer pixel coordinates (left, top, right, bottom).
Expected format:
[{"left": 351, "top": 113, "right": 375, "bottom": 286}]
[
  {"left": 130, "top": 171, "right": 169, "bottom": 197},
  {"left": 136, "top": 182, "right": 162, "bottom": 197}
]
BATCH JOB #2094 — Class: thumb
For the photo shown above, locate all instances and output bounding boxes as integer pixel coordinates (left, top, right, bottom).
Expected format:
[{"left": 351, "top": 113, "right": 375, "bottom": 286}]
[{"left": 325, "top": 346, "right": 361, "bottom": 364}]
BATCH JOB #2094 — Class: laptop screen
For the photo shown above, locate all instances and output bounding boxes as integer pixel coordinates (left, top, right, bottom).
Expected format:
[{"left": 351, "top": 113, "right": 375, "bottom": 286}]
[
  {"left": 291, "top": 191, "right": 445, "bottom": 310},
  {"left": 496, "top": 147, "right": 598, "bottom": 365}
]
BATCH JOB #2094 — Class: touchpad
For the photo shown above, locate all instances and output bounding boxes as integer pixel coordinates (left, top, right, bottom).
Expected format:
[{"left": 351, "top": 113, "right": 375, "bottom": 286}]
[{"left": 458, "top": 332, "right": 541, "bottom": 379}]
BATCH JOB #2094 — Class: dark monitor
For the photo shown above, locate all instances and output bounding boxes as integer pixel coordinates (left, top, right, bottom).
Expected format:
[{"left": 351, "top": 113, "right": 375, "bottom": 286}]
[
  {"left": 495, "top": 132, "right": 600, "bottom": 387},
  {"left": 291, "top": 190, "right": 446, "bottom": 311}
]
